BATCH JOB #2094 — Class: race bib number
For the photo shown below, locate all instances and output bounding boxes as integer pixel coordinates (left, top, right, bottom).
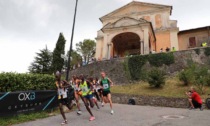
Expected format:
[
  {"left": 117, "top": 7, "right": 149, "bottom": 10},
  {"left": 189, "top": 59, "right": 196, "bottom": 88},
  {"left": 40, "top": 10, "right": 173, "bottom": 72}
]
[
  {"left": 58, "top": 89, "right": 67, "bottom": 99},
  {"left": 58, "top": 89, "right": 63, "bottom": 96},
  {"left": 103, "top": 84, "right": 109, "bottom": 89},
  {"left": 62, "top": 93, "right": 67, "bottom": 99},
  {"left": 73, "top": 85, "right": 78, "bottom": 90},
  {"left": 82, "top": 87, "right": 88, "bottom": 92}
]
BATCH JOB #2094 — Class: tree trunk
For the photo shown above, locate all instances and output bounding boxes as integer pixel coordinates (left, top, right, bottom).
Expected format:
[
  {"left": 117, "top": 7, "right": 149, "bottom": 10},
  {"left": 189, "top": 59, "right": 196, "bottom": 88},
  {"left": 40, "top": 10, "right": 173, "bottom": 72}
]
[{"left": 87, "top": 54, "right": 90, "bottom": 64}]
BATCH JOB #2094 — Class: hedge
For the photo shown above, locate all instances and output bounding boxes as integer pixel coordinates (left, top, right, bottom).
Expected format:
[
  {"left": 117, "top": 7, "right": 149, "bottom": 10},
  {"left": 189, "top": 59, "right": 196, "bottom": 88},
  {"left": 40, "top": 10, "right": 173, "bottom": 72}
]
[
  {"left": 204, "top": 47, "right": 210, "bottom": 56},
  {"left": 128, "top": 55, "right": 148, "bottom": 80},
  {"left": 148, "top": 52, "right": 174, "bottom": 67},
  {"left": 0, "top": 73, "right": 55, "bottom": 92},
  {"left": 125, "top": 52, "right": 175, "bottom": 80}
]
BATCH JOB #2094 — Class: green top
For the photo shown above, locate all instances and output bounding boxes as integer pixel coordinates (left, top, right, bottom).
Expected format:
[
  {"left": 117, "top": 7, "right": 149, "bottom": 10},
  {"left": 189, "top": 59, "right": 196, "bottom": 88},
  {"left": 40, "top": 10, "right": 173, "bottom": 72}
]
[{"left": 101, "top": 77, "right": 110, "bottom": 91}]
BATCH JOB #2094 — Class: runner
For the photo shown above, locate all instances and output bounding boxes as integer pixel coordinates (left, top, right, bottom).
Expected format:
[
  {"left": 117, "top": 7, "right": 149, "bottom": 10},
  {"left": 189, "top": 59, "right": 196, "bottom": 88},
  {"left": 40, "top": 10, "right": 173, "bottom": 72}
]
[
  {"left": 55, "top": 71, "right": 74, "bottom": 125},
  {"left": 93, "top": 78, "right": 101, "bottom": 102},
  {"left": 71, "top": 76, "right": 82, "bottom": 115},
  {"left": 100, "top": 71, "right": 114, "bottom": 114},
  {"left": 78, "top": 76, "right": 96, "bottom": 121},
  {"left": 88, "top": 77, "right": 100, "bottom": 109},
  {"left": 95, "top": 77, "right": 104, "bottom": 106}
]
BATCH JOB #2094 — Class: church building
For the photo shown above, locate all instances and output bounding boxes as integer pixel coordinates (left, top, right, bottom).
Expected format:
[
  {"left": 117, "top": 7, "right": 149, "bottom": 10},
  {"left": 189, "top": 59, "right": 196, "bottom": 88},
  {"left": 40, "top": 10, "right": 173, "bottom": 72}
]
[{"left": 95, "top": 1, "right": 179, "bottom": 59}]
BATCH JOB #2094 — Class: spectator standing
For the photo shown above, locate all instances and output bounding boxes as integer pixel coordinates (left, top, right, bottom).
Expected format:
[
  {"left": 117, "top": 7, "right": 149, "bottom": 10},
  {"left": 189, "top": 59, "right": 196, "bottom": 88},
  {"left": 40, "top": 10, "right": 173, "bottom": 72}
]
[
  {"left": 160, "top": 48, "right": 163, "bottom": 52},
  {"left": 166, "top": 47, "right": 170, "bottom": 52},
  {"left": 171, "top": 47, "right": 176, "bottom": 52}
]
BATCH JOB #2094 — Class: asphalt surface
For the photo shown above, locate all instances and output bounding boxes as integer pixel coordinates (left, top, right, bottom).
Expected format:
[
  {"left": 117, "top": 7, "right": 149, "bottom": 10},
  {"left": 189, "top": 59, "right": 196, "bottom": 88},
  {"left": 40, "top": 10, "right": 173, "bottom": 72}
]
[{"left": 14, "top": 104, "right": 210, "bottom": 126}]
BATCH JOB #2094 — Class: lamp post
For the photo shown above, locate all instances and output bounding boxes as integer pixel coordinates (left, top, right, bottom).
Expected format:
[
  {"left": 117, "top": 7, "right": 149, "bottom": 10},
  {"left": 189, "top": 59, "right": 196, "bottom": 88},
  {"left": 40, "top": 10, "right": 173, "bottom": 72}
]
[{"left": 66, "top": 0, "right": 79, "bottom": 81}]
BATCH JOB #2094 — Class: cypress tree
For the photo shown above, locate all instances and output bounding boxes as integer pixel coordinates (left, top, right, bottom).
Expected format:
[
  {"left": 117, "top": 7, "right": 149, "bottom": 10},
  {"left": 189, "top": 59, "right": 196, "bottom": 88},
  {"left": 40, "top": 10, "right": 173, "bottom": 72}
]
[{"left": 51, "top": 33, "right": 66, "bottom": 72}]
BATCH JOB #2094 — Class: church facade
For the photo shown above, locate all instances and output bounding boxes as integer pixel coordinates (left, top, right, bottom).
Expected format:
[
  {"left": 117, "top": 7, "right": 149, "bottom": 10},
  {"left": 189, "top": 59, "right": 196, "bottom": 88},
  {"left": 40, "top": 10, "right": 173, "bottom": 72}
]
[{"left": 95, "top": 1, "right": 179, "bottom": 59}]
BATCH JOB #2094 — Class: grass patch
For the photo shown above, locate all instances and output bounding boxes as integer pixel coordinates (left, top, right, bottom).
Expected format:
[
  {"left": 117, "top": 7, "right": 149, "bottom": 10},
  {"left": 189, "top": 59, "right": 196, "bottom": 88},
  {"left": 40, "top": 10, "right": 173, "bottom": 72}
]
[
  {"left": 111, "top": 77, "right": 210, "bottom": 99},
  {"left": 0, "top": 109, "right": 60, "bottom": 126}
]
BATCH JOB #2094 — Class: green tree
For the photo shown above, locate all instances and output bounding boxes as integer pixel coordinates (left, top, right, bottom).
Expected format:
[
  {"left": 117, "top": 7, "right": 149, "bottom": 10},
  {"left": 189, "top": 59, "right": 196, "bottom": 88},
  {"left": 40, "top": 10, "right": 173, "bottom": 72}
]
[
  {"left": 29, "top": 46, "right": 52, "bottom": 74},
  {"left": 178, "top": 63, "right": 209, "bottom": 94},
  {"left": 67, "top": 50, "right": 82, "bottom": 69},
  {"left": 76, "top": 39, "right": 96, "bottom": 64},
  {"left": 51, "top": 33, "right": 66, "bottom": 72},
  {"left": 193, "top": 65, "right": 208, "bottom": 94}
]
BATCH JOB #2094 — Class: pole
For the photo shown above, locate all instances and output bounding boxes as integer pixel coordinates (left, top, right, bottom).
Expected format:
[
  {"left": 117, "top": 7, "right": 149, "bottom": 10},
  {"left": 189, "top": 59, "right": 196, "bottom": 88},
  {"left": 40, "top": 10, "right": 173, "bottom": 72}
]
[
  {"left": 66, "top": 0, "right": 78, "bottom": 81},
  {"left": 208, "top": 26, "right": 210, "bottom": 45}
]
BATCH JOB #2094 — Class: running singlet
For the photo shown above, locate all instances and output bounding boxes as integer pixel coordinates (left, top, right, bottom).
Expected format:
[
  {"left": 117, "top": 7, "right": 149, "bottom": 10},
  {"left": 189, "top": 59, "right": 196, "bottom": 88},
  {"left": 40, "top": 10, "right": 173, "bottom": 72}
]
[
  {"left": 101, "top": 78, "right": 110, "bottom": 91},
  {"left": 79, "top": 81, "right": 92, "bottom": 96},
  {"left": 56, "top": 81, "right": 67, "bottom": 99},
  {"left": 95, "top": 81, "right": 101, "bottom": 91},
  {"left": 72, "top": 82, "right": 79, "bottom": 91}
]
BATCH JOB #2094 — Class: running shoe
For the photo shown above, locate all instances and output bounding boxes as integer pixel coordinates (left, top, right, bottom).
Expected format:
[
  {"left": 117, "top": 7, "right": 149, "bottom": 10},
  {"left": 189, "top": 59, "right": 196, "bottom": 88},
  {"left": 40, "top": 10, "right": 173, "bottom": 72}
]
[
  {"left": 61, "top": 120, "right": 67, "bottom": 125},
  {"left": 189, "top": 107, "right": 195, "bottom": 110},
  {"left": 101, "top": 102, "right": 104, "bottom": 107},
  {"left": 77, "top": 110, "right": 82, "bottom": 115},
  {"left": 89, "top": 116, "right": 95, "bottom": 121},
  {"left": 111, "top": 110, "right": 114, "bottom": 115}
]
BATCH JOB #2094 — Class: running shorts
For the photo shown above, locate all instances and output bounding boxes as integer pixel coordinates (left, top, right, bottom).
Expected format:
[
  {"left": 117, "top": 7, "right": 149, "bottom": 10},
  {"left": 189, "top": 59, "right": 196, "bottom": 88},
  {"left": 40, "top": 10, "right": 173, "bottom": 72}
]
[
  {"left": 59, "top": 98, "right": 70, "bottom": 105},
  {"left": 102, "top": 90, "right": 111, "bottom": 97},
  {"left": 84, "top": 94, "right": 94, "bottom": 99}
]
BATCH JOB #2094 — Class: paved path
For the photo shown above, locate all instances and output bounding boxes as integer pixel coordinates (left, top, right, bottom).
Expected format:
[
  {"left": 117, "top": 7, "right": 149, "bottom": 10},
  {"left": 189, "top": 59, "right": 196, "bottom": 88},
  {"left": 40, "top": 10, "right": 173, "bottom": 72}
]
[{"left": 14, "top": 104, "right": 210, "bottom": 126}]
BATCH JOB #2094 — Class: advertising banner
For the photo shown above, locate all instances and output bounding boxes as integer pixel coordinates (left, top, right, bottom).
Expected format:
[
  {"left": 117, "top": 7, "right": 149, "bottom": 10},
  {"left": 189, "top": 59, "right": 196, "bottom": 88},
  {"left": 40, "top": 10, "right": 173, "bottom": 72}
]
[{"left": 0, "top": 90, "right": 58, "bottom": 116}]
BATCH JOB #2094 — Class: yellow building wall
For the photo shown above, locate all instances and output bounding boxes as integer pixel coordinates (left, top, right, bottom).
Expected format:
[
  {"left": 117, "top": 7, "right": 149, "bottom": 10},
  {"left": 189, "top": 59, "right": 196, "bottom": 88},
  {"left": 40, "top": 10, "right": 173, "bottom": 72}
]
[
  {"left": 155, "top": 32, "right": 171, "bottom": 52},
  {"left": 178, "top": 30, "right": 209, "bottom": 50}
]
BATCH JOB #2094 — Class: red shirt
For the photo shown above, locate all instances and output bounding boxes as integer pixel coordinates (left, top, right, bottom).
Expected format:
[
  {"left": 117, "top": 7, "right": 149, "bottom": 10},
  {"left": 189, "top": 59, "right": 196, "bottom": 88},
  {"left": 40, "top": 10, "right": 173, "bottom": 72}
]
[{"left": 191, "top": 91, "right": 202, "bottom": 104}]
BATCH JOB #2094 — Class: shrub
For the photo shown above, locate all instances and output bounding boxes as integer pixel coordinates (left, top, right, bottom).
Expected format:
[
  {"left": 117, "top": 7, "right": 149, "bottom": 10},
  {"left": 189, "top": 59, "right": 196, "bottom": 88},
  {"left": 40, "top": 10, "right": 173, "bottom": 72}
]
[
  {"left": 123, "top": 58, "right": 131, "bottom": 80},
  {"left": 146, "top": 68, "right": 166, "bottom": 88},
  {"left": 194, "top": 76, "right": 207, "bottom": 94},
  {"left": 193, "top": 66, "right": 208, "bottom": 94},
  {"left": 0, "top": 73, "right": 55, "bottom": 92},
  {"left": 204, "top": 47, "right": 210, "bottom": 56},
  {"left": 148, "top": 52, "right": 174, "bottom": 67},
  {"left": 194, "top": 48, "right": 200, "bottom": 55},
  {"left": 128, "top": 55, "right": 148, "bottom": 80},
  {"left": 178, "top": 69, "right": 194, "bottom": 86},
  {"left": 178, "top": 63, "right": 209, "bottom": 94},
  {"left": 206, "top": 73, "right": 210, "bottom": 86},
  {"left": 125, "top": 53, "right": 174, "bottom": 81}
]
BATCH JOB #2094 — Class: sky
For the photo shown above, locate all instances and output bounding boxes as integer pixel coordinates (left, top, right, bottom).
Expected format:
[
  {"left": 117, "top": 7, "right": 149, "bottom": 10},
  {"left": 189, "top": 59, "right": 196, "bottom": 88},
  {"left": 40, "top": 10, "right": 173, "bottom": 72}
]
[{"left": 0, "top": 0, "right": 210, "bottom": 73}]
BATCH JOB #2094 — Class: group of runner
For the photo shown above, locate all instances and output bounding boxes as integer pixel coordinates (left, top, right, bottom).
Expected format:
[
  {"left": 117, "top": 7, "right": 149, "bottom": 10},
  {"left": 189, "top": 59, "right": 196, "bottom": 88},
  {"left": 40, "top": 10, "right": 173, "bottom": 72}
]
[{"left": 55, "top": 71, "right": 114, "bottom": 125}]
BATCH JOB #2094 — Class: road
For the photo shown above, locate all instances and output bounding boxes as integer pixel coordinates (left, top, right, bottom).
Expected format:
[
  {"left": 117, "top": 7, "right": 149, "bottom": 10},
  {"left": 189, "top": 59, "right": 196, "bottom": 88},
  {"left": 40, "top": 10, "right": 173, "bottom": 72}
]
[{"left": 14, "top": 104, "right": 210, "bottom": 126}]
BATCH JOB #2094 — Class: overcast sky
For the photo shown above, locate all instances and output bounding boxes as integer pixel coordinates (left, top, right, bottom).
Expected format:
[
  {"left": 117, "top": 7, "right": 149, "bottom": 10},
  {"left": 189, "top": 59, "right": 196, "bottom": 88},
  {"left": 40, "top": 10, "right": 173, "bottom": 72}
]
[{"left": 0, "top": 0, "right": 210, "bottom": 73}]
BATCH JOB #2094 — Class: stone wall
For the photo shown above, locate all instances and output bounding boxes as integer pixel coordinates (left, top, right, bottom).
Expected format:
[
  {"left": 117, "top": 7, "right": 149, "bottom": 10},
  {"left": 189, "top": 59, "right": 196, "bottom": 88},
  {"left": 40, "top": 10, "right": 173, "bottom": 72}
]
[
  {"left": 69, "top": 47, "right": 210, "bottom": 85},
  {"left": 70, "top": 58, "right": 128, "bottom": 84},
  {"left": 112, "top": 93, "right": 188, "bottom": 108},
  {"left": 165, "top": 47, "right": 209, "bottom": 74}
]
